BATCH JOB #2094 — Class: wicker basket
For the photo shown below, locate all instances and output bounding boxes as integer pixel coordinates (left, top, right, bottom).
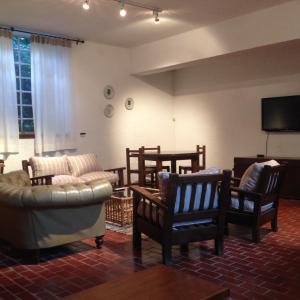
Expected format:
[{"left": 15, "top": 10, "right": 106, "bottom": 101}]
[{"left": 105, "top": 188, "right": 133, "bottom": 226}]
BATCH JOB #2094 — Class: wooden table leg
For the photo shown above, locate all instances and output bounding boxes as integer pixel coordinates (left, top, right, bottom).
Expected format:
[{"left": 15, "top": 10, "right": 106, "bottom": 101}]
[
  {"left": 156, "top": 160, "right": 163, "bottom": 188},
  {"left": 171, "top": 159, "right": 176, "bottom": 173},
  {"left": 191, "top": 157, "right": 199, "bottom": 173}
]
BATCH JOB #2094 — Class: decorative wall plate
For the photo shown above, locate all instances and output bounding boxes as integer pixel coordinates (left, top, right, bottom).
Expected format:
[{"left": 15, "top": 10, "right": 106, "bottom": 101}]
[
  {"left": 103, "top": 85, "right": 115, "bottom": 100},
  {"left": 104, "top": 104, "right": 114, "bottom": 118},
  {"left": 125, "top": 98, "right": 134, "bottom": 110}
]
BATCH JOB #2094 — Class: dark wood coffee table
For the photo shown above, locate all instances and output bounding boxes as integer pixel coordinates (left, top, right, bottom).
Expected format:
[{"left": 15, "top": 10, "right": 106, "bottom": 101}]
[{"left": 62, "top": 265, "right": 229, "bottom": 300}]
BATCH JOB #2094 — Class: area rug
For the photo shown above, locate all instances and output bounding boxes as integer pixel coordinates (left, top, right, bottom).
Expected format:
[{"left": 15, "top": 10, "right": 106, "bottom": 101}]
[{"left": 105, "top": 222, "right": 133, "bottom": 235}]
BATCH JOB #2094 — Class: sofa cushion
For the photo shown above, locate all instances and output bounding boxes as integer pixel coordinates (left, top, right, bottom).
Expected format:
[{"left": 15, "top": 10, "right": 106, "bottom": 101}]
[
  {"left": 67, "top": 153, "right": 102, "bottom": 177},
  {"left": 30, "top": 156, "right": 70, "bottom": 177},
  {"left": 79, "top": 171, "right": 118, "bottom": 184},
  {"left": 52, "top": 175, "right": 84, "bottom": 186},
  {"left": 239, "top": 160, "right": 279, "bottom": 192}
]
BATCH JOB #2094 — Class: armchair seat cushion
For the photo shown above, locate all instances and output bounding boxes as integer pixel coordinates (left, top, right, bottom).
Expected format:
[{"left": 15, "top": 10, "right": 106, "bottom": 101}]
[
  {"left": 173, "top": 219, "right": 213, "bottom": 229},
  {"left": 79, "top": 171, "right": 118, "bottom": 184},
  {"left": 230, "top": 195, "right": 274, "bottom": 213}
]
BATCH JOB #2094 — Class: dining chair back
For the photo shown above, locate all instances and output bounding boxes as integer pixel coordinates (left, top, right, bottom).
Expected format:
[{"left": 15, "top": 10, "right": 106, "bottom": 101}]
[{"left": 179, "top": 145, "right": 206, "bottom": 174}]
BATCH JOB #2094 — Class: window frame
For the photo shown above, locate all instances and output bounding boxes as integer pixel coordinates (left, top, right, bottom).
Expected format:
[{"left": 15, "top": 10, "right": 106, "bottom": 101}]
[{"left": 13, "top": 33, "right": 35, "bottom": 139}]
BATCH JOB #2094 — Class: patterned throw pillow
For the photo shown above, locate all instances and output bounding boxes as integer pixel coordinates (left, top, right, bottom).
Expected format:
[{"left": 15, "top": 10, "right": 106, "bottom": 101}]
[
  {"left": 67, "top": 153, "right": 102, "bottom": 177},
  {"left": 30, "top": 156, "right": 71, "bottom": 177},
  {"left": 239, "top": 160, "right": 279, "bottom": 192}
]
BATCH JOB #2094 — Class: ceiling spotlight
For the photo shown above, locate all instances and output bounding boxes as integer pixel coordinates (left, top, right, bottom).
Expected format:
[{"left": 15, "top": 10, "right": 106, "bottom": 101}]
[
  {"left": 82, "top": 0, "right": 90, "bottom": 10},
  {"left": 120, "top": 0, "right": 127, "bottom": 17},
  {"left": 153, "top": 10, "right": 160, "bottom": 24}
]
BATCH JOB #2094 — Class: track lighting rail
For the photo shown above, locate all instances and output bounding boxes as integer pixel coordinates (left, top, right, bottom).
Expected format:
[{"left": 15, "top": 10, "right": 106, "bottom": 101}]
[{"left": 110, "top": 0, "right": 163, "bottom": 13}]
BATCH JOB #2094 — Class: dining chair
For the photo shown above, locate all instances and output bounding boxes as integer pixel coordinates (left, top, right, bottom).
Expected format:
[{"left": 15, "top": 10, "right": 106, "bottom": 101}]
[
  {"left": 140, "top": 146, "right": 170, "bottom": 187},
  {"left": 126, "top": 147, "right": 158, "bottom": 187},
  {"left": 226, "top": 163, "right": 286, "bottom": 242},
  {"left": 131, "top": 170, "right": 231, "bottom": 264},
  {"left": 179, "top": 145, "right": 206, "bottom": 174}
]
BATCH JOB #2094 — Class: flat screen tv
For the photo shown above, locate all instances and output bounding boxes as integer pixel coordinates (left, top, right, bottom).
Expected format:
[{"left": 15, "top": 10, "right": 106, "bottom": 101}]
[{"left": 261, "top": 95, "right": 300, "bottom": 132}]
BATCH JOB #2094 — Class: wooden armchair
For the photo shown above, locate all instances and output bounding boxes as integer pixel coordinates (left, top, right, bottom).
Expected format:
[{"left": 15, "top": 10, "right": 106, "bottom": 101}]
[
  {"left": 226, "top": 164, "right": 286, "bottom": 242},
  {"left": 179, "top": 145, "right": 206, "bottom": 174},
  {"left": 131, "top": 170, "right": 231, "bottom": 264}
]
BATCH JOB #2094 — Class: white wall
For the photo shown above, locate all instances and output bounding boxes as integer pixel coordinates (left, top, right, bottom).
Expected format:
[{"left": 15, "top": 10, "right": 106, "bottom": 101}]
[
  {"left": 174, "top": 44, "right": 300, "bottom": 170},
  {"left": 3, "top": 41, "right": 175, "bottom": 172},
  {"left": 131, "top": 0, "right": 300, "bottom": 74}
]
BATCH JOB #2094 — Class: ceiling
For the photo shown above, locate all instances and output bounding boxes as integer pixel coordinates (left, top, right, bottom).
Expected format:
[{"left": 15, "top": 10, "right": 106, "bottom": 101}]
[{"left": 0, "top": 0, "right": 292, "bottom": 47}]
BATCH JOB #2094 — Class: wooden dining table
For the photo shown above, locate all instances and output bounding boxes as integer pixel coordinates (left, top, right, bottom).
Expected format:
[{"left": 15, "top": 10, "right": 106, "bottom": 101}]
[{"left": 141, "top": 151, "right": 199, "bottom": 186}]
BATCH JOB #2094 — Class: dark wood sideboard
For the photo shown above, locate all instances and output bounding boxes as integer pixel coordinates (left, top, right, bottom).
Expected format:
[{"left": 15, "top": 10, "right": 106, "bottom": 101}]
[{"left": 234, "top": 156, "right": 300, "bottom": 200}]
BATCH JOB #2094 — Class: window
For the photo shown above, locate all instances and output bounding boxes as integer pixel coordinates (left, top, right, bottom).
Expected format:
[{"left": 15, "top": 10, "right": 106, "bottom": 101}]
[{"left": 13, "top": 34, "right": 34, "bottom": 137}]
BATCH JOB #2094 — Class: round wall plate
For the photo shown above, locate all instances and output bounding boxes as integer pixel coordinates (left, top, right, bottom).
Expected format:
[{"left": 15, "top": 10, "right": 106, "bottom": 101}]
[
  {"left": 103, "top": 85, "right": 115, "bottom": 99},
  {"left": 125, "top": 98, "right": 134, "bottom": 110},
  {"left": 104, "top": 104, "right": 114, "bottom": 118}
]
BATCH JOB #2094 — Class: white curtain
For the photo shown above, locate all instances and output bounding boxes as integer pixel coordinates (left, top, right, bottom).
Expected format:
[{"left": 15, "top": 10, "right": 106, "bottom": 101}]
[
  {"left": 0, "top": 30, "right": 19, "bottom": 154},
  {"left": 31, "top": 36, "right": 76, "bottom": 153}
]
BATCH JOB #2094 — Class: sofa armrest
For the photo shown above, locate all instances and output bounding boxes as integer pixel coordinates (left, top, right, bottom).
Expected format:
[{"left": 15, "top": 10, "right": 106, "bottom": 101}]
[
  {"left": 30, "top": 175, "right": 54, "bottom": 186},
  {"left": 104, "top": 167, "right": 125, "bottom": 188},
  {"left": 0, "top": 179, "right": 112, "bottom": 209}
]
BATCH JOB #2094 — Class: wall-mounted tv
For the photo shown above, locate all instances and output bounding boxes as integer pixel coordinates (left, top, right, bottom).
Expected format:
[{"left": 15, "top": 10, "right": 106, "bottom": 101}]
[{"left": 261, "top": 95, "right": 300, "bottom": 132}]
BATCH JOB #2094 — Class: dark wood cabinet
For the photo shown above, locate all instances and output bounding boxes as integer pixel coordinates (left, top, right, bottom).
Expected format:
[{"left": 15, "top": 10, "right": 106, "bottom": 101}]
[{"left": 234, "top": 156, "right": 300, "bottom": 200}]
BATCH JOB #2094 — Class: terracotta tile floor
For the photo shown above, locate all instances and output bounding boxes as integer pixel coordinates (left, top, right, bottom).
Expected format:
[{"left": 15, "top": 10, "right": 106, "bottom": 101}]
[{"left": 0, "top": 199, "right": 299, "bottom": 300}]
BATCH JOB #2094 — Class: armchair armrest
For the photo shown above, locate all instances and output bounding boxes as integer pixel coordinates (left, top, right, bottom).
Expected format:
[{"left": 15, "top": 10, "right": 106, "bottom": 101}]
[
  {"left": 104, "top": 167, "right": 125, "bottom": 187},
  {"left": 130, "top": 185, "right": 168, "bottom": 210},
  {"left": 230, "top": 186, "right": 263, "bottom": 201},
  {"left": 30, "top": 175, "right": 54, "bottom": 186}
]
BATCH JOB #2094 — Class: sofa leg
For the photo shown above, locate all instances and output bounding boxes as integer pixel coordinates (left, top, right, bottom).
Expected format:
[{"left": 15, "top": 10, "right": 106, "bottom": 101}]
[{"left": 95, "top": 235, "right": 104, "bottom": 249}]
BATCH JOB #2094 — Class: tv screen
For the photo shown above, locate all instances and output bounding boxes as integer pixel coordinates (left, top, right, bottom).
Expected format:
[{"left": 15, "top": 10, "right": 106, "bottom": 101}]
[{"left": 261, "top": 95, "right": 300, "bottom": 132}]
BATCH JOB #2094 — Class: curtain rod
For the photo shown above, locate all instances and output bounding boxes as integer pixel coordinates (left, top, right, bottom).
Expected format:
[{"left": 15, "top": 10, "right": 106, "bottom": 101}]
[{"left": 0, "top": 25, "right": 85, "bottom": 44}]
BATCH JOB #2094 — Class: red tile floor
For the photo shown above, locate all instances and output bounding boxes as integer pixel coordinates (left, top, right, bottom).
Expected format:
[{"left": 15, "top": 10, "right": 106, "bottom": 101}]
[{"left": 0, "top": 199, "right": 299, "bottom": 300}]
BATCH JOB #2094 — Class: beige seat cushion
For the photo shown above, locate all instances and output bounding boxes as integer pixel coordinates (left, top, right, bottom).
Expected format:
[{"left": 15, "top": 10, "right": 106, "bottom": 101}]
[
  {"left": 30, "top": 156, "right": 70, "bottom": 177},
  {"left": 79, "top": 171, "right": 118, "bottom": 184},
  {"left": 52, "top": 175, "right": 84, "bottom": 185},
  {"left": 67, "top": 153, "right": 102, "bottom": 177}
]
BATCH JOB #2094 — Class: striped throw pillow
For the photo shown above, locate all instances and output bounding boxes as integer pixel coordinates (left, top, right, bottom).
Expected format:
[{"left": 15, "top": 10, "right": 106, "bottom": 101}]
[
  {"left": 30, "top": 156, "right": 71, "bottom": 177},
  {"left": 67, "top": 153, "right": 102, "bottom": 177}
]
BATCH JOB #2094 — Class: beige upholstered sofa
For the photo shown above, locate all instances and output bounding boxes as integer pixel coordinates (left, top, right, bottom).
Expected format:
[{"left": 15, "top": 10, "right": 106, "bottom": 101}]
[
  {"left": 0, "top": 170, "right": 112, "bottom": 259},
  {"left": 22, "top": 153, "right": 124, "bottom": 187}
]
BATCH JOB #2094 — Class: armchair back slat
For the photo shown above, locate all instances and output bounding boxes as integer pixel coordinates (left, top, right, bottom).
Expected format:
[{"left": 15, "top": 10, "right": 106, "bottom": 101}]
[
  {"left": 199, "top": 183, "right": 207, "bottom": 210},
  {"left": 188, "top": 183, "right": 197, "bottom": 212}
]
